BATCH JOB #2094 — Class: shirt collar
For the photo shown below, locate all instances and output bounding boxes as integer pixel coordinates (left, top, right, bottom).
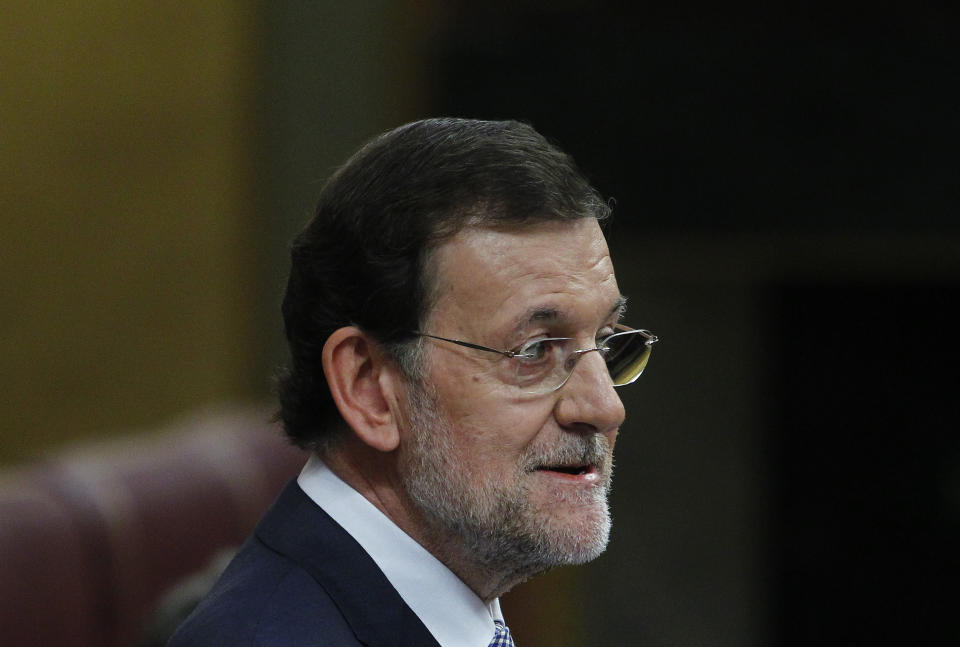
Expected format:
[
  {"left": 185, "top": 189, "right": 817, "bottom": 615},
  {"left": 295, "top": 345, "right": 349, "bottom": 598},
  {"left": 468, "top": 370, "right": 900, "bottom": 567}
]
[{"left": 297, "top": 454, "right": 503, "bottom": 647}]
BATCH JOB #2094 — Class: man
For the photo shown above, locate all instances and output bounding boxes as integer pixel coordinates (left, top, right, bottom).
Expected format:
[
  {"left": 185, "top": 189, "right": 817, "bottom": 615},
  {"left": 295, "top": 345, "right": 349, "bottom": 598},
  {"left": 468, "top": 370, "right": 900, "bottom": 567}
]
[{"left": 169, "top": 118, "right": 657, "bottom": 646}]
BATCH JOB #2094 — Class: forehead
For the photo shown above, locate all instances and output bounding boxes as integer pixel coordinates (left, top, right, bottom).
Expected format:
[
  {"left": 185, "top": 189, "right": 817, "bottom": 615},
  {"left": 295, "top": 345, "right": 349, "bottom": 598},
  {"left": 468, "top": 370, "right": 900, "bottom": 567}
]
[{"left": 425, "top": 218, "right": 621, "bottom": 337}]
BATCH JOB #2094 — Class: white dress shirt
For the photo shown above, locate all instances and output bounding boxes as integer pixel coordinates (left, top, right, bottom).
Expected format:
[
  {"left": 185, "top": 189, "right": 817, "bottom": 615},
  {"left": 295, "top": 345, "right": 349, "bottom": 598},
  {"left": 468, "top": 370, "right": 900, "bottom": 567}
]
[{"left": 297, "top": 454, "right": 504, "bottom": 647}]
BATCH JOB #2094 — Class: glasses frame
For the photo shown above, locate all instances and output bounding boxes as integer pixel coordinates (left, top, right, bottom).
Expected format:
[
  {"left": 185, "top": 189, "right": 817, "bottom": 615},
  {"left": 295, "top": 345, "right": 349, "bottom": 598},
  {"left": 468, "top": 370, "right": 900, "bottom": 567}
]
[{"left": 411, "top": 324, "right": 658, "bottom": 394}]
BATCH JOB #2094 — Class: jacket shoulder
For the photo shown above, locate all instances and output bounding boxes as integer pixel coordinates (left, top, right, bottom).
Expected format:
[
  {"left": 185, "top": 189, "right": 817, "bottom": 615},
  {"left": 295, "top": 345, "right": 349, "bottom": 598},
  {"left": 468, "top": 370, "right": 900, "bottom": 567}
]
[{"left": 167, "top": 537, "right": 361, "bottom": 647}]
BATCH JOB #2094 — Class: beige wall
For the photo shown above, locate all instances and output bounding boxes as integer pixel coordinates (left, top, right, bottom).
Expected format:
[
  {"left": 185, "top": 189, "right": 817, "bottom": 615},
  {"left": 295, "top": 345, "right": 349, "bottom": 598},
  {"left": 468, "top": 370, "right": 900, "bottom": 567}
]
[{"left": 1, "top": 3, "right": 263, "bottom": 463}]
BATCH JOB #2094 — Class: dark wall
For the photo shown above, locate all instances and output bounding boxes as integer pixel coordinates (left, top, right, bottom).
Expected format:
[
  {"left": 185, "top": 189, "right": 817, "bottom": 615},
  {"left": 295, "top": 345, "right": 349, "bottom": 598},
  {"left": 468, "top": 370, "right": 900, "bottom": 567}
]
[
  {"left": 430, "top": 3, "right": 958, "bottom": 234},
  {"left": 765, "top": 283, "right": 960, "bottom": 644},
  {"left": 424, "top": 4, "right": 960, "bottom": 644}
]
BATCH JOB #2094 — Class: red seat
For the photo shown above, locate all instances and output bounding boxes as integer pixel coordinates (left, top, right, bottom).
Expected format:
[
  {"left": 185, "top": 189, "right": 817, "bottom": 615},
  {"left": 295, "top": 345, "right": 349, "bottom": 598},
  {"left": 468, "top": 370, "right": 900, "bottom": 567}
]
[
  {"left": 0, "top": 471, "right": 103, "bottom": 647},
  {"left": 0, "top": 404, "right": 306, "bottom": 647}
]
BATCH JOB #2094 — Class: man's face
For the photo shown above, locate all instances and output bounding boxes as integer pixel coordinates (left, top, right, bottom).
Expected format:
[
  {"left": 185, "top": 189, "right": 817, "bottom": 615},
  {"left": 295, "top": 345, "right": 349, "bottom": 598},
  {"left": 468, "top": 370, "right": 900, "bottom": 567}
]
[{"left": 399, "top": 217, "right": 626, "bottom": 580}]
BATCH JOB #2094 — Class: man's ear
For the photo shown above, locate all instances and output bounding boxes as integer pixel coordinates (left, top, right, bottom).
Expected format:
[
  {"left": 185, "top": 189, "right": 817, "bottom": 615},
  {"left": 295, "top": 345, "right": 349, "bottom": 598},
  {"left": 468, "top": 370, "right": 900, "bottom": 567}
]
[{"left": 322, "top": 326, "right": 402, "bottom": 453}]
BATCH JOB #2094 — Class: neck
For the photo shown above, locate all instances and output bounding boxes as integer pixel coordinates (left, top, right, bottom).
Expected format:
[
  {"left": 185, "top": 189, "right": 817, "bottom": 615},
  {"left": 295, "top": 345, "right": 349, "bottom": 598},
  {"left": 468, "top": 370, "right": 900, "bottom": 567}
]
[{"left": 320, "top": 444, "right": 530, "bottom": 602}]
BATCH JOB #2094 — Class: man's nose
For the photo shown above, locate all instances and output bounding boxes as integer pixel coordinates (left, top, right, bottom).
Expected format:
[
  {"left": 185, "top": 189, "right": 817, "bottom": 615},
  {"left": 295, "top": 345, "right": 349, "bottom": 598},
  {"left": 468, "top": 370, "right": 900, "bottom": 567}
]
[{"left": 553, "top": 349, "right": 626, "bottom": 434}]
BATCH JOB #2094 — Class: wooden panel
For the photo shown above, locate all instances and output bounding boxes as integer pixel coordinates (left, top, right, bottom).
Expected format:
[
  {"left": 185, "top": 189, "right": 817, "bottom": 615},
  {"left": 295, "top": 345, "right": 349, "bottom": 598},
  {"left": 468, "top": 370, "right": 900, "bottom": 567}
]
[{"left": 0, "top": 3, "right": 261, "bottom": 462}]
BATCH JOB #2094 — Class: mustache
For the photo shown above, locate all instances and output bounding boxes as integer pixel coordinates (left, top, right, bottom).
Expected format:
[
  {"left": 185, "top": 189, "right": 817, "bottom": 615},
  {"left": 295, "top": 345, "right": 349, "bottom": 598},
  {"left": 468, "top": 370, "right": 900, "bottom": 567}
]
[{"left": 521, "top": 434, "right": 612, "bottom": 472}]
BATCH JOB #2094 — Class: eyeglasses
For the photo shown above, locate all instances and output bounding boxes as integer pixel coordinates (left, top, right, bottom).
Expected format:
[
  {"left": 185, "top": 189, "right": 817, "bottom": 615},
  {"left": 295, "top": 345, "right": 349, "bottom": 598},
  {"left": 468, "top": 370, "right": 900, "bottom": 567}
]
[{"left": 411, "top": 324, "right": 658, "bottom": 395}]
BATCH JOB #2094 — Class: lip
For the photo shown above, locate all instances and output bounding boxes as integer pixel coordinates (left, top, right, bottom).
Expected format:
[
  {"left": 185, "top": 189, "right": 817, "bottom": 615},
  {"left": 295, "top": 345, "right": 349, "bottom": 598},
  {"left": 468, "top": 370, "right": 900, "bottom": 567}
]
[{"left": 534, "top": 463, "right": 601, "bottom": 483}]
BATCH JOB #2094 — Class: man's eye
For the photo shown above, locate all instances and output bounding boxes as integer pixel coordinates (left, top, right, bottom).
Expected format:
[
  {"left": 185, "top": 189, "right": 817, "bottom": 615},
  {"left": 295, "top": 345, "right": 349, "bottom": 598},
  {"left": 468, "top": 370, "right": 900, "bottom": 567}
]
[{"left": 518, "top": 339, "right": 554, "bottom": 362}]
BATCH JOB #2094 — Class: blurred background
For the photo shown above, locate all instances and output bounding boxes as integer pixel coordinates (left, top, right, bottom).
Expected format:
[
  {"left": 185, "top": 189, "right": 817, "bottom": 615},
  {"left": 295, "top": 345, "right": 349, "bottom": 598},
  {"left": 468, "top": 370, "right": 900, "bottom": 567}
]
[{"left": 2, "top": 2, "right": 958, "bottom": 645}]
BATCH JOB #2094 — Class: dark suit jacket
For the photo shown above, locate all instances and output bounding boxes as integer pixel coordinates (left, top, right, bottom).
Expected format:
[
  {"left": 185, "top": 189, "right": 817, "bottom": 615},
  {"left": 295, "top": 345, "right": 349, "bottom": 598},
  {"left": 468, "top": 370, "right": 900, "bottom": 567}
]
[{"left": 167, "top": 481, "right": 441, "bottom": 646}]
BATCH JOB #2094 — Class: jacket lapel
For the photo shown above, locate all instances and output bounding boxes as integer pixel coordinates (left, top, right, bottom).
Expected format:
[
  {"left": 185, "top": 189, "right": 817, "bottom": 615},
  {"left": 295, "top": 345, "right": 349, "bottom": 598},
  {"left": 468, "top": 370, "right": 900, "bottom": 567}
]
[{"left": 256, "top": 481, "right": 441, "bottom": 647}]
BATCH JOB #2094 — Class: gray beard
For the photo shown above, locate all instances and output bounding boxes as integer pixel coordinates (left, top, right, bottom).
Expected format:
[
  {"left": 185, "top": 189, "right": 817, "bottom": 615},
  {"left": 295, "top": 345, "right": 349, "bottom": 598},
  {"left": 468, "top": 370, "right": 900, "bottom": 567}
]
[{"left": 399, "top": 382, "right": 613, "bottom": 585}]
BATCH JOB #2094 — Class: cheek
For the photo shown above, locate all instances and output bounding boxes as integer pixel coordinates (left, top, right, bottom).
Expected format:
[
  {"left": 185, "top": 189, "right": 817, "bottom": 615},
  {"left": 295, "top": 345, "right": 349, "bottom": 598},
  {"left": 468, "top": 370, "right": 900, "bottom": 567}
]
[
  {"left": 451, "top": 401, "right": 557, "bottom": 469},
  {"left": 427, "top": 359, "right": 559, "bottom": 462}
]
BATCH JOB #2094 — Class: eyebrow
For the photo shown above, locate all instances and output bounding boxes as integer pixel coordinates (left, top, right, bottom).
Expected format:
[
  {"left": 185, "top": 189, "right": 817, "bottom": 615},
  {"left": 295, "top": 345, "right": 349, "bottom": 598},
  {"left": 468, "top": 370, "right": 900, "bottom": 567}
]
[
  {"left": 511, "top": 295, "right": 628, "bottom": 333},
  {"left": 611, "top": 295, "right": 628, "bottom": 319}
]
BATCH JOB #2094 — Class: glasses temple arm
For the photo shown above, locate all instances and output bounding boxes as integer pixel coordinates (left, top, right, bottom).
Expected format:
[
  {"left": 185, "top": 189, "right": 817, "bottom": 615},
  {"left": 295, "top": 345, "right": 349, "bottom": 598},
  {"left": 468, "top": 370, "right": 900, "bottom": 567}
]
[{"left": 412, "top": 332, "right": 516, "bottom": 358}]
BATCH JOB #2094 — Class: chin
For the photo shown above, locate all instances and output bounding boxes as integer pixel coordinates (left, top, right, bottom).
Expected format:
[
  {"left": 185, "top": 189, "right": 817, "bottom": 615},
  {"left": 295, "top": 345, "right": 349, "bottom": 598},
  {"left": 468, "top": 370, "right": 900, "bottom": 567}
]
[{"left": 531, "top": 497, "right": 612, "bottom": 566}]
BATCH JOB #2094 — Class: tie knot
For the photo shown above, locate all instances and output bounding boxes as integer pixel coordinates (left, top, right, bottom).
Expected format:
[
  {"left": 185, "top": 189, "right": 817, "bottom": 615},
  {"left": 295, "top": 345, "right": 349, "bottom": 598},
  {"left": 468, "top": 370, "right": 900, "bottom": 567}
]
[{"left": 488, "top": 620, "right": 515, "bottom": 647}]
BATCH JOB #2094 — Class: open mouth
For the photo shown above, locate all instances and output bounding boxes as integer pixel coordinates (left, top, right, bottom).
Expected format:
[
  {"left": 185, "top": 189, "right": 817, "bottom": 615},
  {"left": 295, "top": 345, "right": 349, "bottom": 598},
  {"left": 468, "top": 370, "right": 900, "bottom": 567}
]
[{"left": 537, "top": 464, "right": 591, "bottom": 476}]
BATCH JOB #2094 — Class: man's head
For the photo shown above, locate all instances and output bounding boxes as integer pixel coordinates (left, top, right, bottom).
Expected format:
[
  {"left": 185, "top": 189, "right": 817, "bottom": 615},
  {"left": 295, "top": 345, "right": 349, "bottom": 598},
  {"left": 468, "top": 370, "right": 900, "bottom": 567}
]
[
  {"left": 278, "top": 118, "right": 610, "bottom": 449},
  {"left": 278, "top": 118, "right": 640, "bottom": 598}
]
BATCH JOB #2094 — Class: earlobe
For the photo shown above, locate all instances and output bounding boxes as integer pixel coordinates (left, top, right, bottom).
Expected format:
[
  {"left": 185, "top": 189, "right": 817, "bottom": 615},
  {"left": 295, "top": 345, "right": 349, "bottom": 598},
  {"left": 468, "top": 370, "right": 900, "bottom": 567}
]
[{"left": 322, "top": 327, "right": 401, "bottom": 452}]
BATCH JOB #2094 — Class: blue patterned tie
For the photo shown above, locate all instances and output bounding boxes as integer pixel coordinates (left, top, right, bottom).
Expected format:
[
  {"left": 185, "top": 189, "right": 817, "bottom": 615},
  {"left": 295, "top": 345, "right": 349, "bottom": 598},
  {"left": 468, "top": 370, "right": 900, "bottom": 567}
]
[{"left": 488, "top": 620, "right": 515, "bottom": 647}]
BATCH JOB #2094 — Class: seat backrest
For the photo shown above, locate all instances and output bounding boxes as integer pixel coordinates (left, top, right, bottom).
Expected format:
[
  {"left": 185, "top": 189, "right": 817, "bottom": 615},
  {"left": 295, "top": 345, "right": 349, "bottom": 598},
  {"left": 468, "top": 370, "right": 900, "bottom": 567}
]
[
  {"left": 0, "top": 472, "right": 104, "bottom": 647},
  {"left": 0, "top": 404, "right": 306, "bottom": 647}
]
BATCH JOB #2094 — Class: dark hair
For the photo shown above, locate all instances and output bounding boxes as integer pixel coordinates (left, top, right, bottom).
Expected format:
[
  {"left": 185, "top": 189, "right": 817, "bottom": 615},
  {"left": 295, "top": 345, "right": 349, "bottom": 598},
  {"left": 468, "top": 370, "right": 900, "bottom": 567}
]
[{"left": 277, "top": 117, "right": 610, "bottom": 449}]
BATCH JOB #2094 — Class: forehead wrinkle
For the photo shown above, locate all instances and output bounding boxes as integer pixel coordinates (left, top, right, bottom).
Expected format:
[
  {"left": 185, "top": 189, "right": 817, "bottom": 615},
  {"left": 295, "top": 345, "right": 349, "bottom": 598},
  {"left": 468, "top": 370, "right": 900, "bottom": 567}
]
[{"left": 425, "top": 218, "right": 621, "bottom": 337}]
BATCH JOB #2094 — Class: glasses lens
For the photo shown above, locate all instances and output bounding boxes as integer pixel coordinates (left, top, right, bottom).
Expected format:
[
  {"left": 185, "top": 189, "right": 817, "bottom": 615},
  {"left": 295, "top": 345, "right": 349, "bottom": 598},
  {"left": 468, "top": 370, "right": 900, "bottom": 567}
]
[
  {"left": 513, "top": 337, "right": 578, "bottom": 394},
  {"left": 604, "top": 328, "right": 655, "bottom": 386},
  {"left": 511, "top": 329, "right": 657, "bottom": 394}
]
